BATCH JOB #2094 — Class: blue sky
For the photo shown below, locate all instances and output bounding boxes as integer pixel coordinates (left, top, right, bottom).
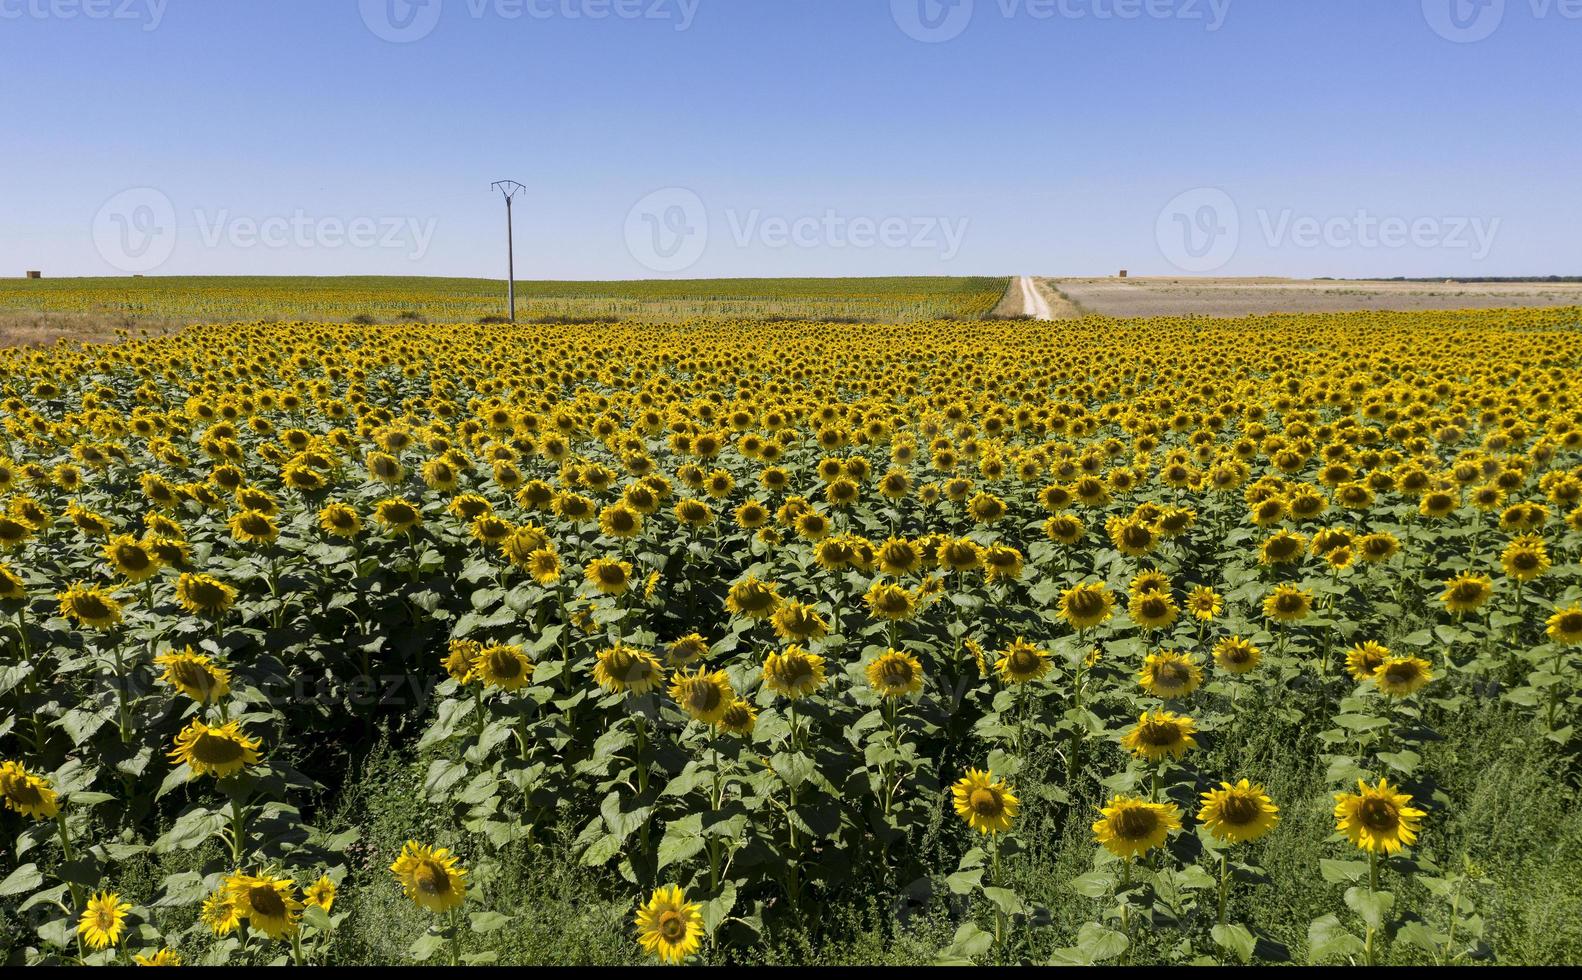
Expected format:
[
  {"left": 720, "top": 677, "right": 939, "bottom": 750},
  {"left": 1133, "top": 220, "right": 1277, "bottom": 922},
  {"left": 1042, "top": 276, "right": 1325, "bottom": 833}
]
[{"left": 1, "top": 0, "right": 1578, "bottom": 279}]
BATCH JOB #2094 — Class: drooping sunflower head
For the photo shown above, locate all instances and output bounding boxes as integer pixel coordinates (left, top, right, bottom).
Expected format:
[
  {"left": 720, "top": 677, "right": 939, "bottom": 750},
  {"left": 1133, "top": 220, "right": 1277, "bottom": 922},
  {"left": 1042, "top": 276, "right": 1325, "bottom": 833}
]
[
  {"left": 762, "top": 645, "right": 827, "bottom": 700},
  {"left": 1121, "top": 709, "right": 1199, "bottom": 762},
  {"left": 444, "top": 639, "right": 482, "bottom": 685},
  {"left": 585, "top": 557, "right": 634, "bottom": 596},
  {"left": 0, "top": 563, "right": 27, "bottom": 604},
  {"left": 669, "top": 668, "right": 734, "bottom": 724},
  {"left": 154, "top": 647, "right": 231, "bottom": 704},
  {"left": 57, "top": 582, "right": 124, "bottom": 630},
  {"left": 634, "top": 884, "right": 704, "bottom": 965},
  {"left": 716, "top": 697, "right": 758, "bottom": 736},
  {"left": 1262, "top": 584, "right": 1314, "bottom": 624},
  {"left": 473, "top": 644, "right": 533, "bottom": 691},
  {"left": 725, "top": 576, "right": 781, "bottom": 620},
  {"left": 594, "top": 644, "right": 665, "bottom": 695},
  {"left": 1059, "top": 582, "right": 1114, "bottom": 630},
  {"left": 980, "top": 543, "right": 1024, "bottom": 582},
  {"left": 175, "top": 572, "right": 237, "bottom": 617},
  {"left": 1440, "top": 572, "right": 1494, "bottom": 614},
  {"left": 994, "top": 638, "right": 1052, "bottom": 685},
  {"left": 1372, "top": 656, "right": 1433, "bottom": 698},
  {"left": 1199, "top": 779, "right": 1280, "bottom": 844},
  {"left": 1139, "top": 651, "right": 1203, "bottom": 699},
  {"left": 770, "top": 600, "right": 829, "bottom": 642},
  {"left": 1093, "top": 796, "right": 1181, "bottom": 858},
  {"left": 863, "top": 580, "right": 917, "bottom": 622},
  {"left": 1333, "top": 778, "right": 1425, "bottom": 854},
  {"left": 951, "top": 768, "right": 1019, "bottom": 836},
  {"left": 866, "top": 649, "right": 924, "bottom": 699},
  {"left": 169, "top": 719, "right": 262, "bottom": 780},
  {"left": 1546, "top": 605, "right": 1582, "bottom": 645},
  {"left": 390, "top": 841, "right": 469, "bottom": 913},
  {"left": 0, "top": 760, "right": 59, "bottom": 820}
]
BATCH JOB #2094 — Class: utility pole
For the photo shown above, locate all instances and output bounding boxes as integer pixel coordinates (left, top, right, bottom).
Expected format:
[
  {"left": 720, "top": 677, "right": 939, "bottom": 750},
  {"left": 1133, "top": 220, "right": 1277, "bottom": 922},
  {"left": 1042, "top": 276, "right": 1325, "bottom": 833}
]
[{"left": 491, "top": 181, "right": 526, "bottom": 322}]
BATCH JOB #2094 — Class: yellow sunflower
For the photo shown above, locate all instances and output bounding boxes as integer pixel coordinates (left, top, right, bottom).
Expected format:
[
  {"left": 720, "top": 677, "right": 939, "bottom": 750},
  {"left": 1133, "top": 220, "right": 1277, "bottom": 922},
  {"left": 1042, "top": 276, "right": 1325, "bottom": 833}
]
[
  {"left": 1441, "top": 572, "right": 1494, "bottom": 614},
  {"left": 1262, "top": 584, "right": 1314, "bottom": 624},
  {"left": 390, "top": 841, "right": 469, "bottom": 913},
  {"left": 867, "top": 649, "right": 925, "bottom": 698},
  {"left": 153, "top": 647, "right": 231, "bottom": 704},
  {"left": 103, "top": 534, "right": 162, "bottom": 583},
  {"left": 317, "top": 502, "right": 362, "bottom": 539},
  {"left": 57, "top": 582, "right": 124, "bottom": 630},
  {"left": 133, "top": 948, "right": 183, "bottom": 966},
  {"left": 1139, "top": 651, "right": 1203, "bottom": 699},
  {"left": 593, "top": 644, "right": 665, "bottom": 695},
  {"left": 76, "top": 891, "right": 132, "bottom": 950},
  {"left": 725, "top": 575, "right": 782, "bottom": 620},
  {"left": 1546, "top": 605, "right": 1582, "bottom": 645},
  {"left": 669, "top": 668, "right": 735, "bottom": 724},
  {"left": 1372, "top": 656, "right": 1433, "bottom": 697},
  {"left": 0, "top": 760, "right": 59, "bottom": 820},
  {"left": 374, "top": 498, "right": 423, "bottom": 535},
  {"left": 1333, "top": 778, "right": 1425, "bottom": 854},
  {"left": 716, "top": 698, "right": 758, "bottom": 736},
  {"left": 473, "top": 644, "right": 533, "bottom": 691},
  {"left": 174, "top": 573, "right": 237, "bottom": 617},
  {"left": 952, "top": 769, "right": 1019, "bottom": 835},
  {"left": 635, "top": 885, "right": 704, "bottom": 965},
  {"left": 585, "top": 557, "right": 634, "bottom": 596},
  {"left": 1093, "top": 796, "right": 1181, "bottom": 859},
  {"left": 169, "top": 720, "right": 262, "bottom": 780},
  {"left": 225, "top": 873, "right": 302, "bottom": 939},
  {"left": 994, "top": 638, "right": 1052, "bottom": 685},
  {"left": 1059, "top": 582, "right": 1114, "bottom": 630},
  {"left": 762, "top": 645, "right": 827, "bottom": 700},
  {"left": 1120, "top": 709, "right": 1199, "bottom": 762},
  {"left": 1212, "top": 636, "right": 1262, "bottom": 674},
  {"left": 1198, "top": 779, "right": 1280, "bottom": 844}
]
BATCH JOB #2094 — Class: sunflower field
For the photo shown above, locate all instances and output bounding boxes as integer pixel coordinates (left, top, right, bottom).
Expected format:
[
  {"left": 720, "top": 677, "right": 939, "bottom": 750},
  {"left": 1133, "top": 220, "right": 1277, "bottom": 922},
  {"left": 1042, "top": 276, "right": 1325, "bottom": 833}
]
[{"left": 3, "top": 307, "right": 1582, "bottom": 966}]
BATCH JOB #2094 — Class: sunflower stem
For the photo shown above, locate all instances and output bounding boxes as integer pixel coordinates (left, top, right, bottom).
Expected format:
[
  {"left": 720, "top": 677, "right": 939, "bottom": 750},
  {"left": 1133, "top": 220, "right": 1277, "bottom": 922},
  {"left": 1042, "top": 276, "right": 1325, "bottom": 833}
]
[{"left": 1217, "top": 850, "right": 1229, "bottom": 926}]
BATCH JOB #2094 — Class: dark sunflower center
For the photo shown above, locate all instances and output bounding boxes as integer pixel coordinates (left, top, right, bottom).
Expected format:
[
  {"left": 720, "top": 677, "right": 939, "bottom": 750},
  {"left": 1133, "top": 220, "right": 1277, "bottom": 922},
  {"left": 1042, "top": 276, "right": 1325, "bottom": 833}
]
[
  {"left": 172, "top": 661, "right": 216, "bottom": 695},
  {"left": 1220, "top": 794, "right": 1259, "bottom": 824},
  {"left": 877, "top": 660, "right": 913, "bottom": 687},
  {"left": 75, "top": 596, "right": 111, "bottom": 618},
  {"left": 416, "top": 861, "right": 451, "bottom": 896},
  {"left": 1114, "top": 807, "right": 1158, "bottom": 839},
  {"left": 1382, "top": 662, "right": 1419, "bottom": 684},
  {"left": 970, "top": 788, "right": 1001, "bottom": 816},
  {"left": 193, "top": 733, "right": 245, "bottom": 766},
  {"left": 1359, "top": 798, "right": 1399, "bottom": 832},
  {"left": 659, "top": 910, "right": 686, "bottom": 941},
  {"left": 1139, "top": 721, "right": 1181, "bottom": 746},
  {"left": 1155, "top": 663, "right": 1190, "bottom": 687},
  {"left": 1008, "top": 650, "right": 1039, "bottom": 673},
  {"left": 684, "top": 683, "right": 722, "bottom": 714},
  {"left": 115, "top": 545, "right": 151, "bottom": 570},
  {"left": 487, "top": 651, "right": 522, "bottom": 679},
  {"left": 248, "top": 886, "right": 286, "bottom": 917}
]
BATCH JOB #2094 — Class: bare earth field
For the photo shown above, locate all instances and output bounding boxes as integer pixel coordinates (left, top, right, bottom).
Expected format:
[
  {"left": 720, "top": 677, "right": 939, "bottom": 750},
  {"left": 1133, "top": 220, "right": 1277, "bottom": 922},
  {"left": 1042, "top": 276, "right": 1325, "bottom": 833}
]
[{"left": 1054, "top": 277, "right": 1582, "bottom": 317}]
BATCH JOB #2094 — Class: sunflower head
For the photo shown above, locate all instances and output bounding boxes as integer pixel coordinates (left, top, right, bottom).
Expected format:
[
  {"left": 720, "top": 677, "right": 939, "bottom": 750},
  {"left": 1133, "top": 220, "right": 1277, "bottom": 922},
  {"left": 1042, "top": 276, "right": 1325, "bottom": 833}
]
[
  {"left": 1198, "top": 778, "right": 1281, "bottom": 843},
  {"left": 1139, "top": 651, "right": 1203, "bottom": 699},
  {"left": 1373, "top": 656, "right": 1433, "bottom": 697},
  {"left": 1333, "top": 778, "right": 1425, "bottom": 854},
  {"left": 0, "top": 760, "right": 59, "bottom": 820},
  {"left": 669, "top": 668, "right": 734, "bottom": 724},
  {"left": 76, "top": 891, "right": 132, "bottom": 950},
  {"left": 154, "top": 647, "right": 231, "bottom": 704},
  {"left": 635, "top": 885, "right": 704, "bottom": 965},
  {"left": 593, "top": 644, "right": 665, "bottom": 695},
  {"left": 867, "top": 649, "right": 924, "bottom": 698},
  {"left": 1093, "top": 796, "right": 1182, "bottom": 859},
  {"left": 390, "top": 841, "right": 469, "bottom": 913},
  {"left": 762, "top": 646, "right": 827, "bottom": 700},
  {"left": 1121, "top": 709, "right": 1199, "bottom": 762},
  {"left": 169, "top": 719, "right": 262, "bottom": 780},
  {"left": 952, "top": 769, "right": 1019, "bottom": 835}
]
